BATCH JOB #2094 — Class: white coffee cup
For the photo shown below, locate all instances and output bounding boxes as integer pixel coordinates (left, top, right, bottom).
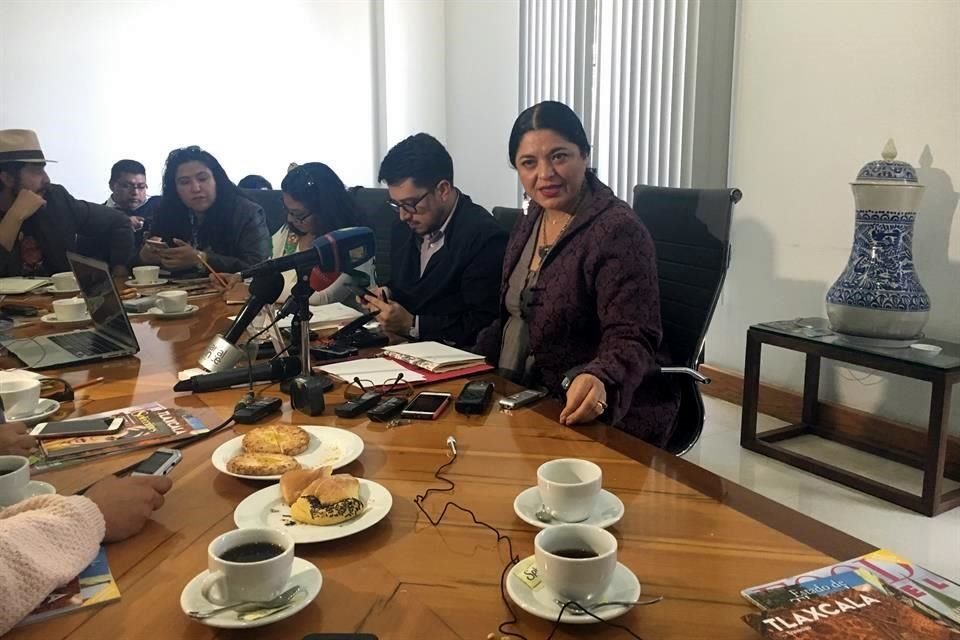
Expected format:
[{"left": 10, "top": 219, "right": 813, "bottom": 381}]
[
  {"left": 0, "top": 377, "right": 41, "bottom": 419},
  {"left": 201, "top": 528, "right": 294, "bottom": 605},
  {"left": 155, "top": 290, "right": 188, "bottom": 314},
  {"left": 50, "top": 272, "right": 78, "bottom": 291},
  {"left": 52, "top": 297, "right": 88, "bottom": 321},
  {"left": 0, "top": 456, "right": 31, "bottom": 506},
  {"left": 133, "top": 265, "right": 160, "bottom": 284},
  {"left": 537, "top": 458, "right": 602, "bottom": 522},
  {"left": 534, "top": 524, "right": 618, "bottom": 603}
]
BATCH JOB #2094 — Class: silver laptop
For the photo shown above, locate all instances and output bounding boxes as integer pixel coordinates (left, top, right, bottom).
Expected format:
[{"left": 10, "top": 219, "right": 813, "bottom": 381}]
[{"left": 0, "top": 252, "right": 140, "bottom": 369}]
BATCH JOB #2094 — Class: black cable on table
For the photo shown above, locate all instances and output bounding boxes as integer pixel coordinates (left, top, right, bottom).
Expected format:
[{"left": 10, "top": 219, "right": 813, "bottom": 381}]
[{"left": 413, "top": 450, "right": 646, "bottom": 639}]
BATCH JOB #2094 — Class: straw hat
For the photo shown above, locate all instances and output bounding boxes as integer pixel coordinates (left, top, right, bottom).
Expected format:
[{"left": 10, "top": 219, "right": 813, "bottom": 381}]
[{"left": 0, "top": 129, "right": 57, "bottom": 163}]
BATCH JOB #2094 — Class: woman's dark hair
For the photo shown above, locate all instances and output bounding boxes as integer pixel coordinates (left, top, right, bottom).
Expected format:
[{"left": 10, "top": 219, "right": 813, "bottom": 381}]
[
  {"left": 508, "top": 101, "right": 591, "bottom": 167},
  {"left": 160, "top": 146, "right": 241, "bottom": 217},
  {"left": 281, "top": 162, "right": 367, "bottom": 234},
  {"left": 238, "top": 174, "right": 272, "bottom": 190}
]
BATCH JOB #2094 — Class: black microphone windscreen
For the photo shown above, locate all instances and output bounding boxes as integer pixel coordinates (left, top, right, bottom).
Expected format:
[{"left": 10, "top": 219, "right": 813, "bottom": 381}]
[{"left": 248, "top": 272, "right": 285, "bottom": 303}]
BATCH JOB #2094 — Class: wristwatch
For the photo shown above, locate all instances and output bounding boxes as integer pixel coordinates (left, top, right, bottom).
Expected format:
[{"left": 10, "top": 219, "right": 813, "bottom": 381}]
[{"left": 561, "top": 365, "right": 588, "bottom": 392}]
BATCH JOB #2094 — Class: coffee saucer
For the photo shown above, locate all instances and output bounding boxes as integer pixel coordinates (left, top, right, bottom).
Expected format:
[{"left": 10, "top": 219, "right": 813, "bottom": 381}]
[
  {"left": 147, "top": 304, "right": 199, "bottom": 319},
  {"left": 506, "top": 555, "right": 641, "bottom": 625},
  {"left": 513, "top": 487, "right": 624, "bottom": 530},
  {"left": 6, "top": 398, "right": 61, "bottom": 424},
  {"left": 45, "top": 286, "right": 81, "bottom": 295},
  {"left": 0, "top": 481, "right": 56, "bottom": 507},
  {"left": 41, "top": 312, "right": 91, "bottom": 326},
  {"left": 124, "top": 278, "right": 169, "bottom": 288},
  {"left": 180, "top": 556, "right": 321, "bottom": 629}
]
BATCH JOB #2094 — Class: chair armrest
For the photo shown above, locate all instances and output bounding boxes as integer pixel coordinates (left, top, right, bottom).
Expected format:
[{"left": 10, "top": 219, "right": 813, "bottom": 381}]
[{"left": 659, "top": 367, "right": 711, "bottom": 384}]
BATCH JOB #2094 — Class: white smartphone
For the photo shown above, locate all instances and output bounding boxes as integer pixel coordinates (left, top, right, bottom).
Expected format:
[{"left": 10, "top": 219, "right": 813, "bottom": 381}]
[
  {"left": 130, "top": 448, "right": 182, "bottom": 476},
  {"left": 31, "top": 417, "right": 124, "bottom": 439},
  {"left": 400, "top": 392, "right": 452, "bottom": 420}
]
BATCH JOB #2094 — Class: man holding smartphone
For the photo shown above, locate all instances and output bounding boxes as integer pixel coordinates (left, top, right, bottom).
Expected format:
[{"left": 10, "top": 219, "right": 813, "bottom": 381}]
[{"left": 361, "top": 134, "right": 507, "bottom": 349}]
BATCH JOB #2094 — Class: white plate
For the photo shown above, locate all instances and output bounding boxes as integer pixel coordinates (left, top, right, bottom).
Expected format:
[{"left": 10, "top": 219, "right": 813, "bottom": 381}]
[
  {"left": 212, "top": 426, "right": 365, "bottom": 481},
  {"left": 41, "top": 312, "right": 91, "bottom": 326},
  {"left": 147, "top": 304, "right": 199, "bottom": 319},
  {"left": 6, "top": 398, "right": 61, "bottom": 424},
  {"left": 506, "top": 556, "right": 641, "bottom": 625},
  {"left": 180, "top": 556, "right": 321, "bottom": 629},
  {"left": 234, "top": 478, "right": 392, "bottom": 544},
  {"left": 124, "top": 278, "right": 169, "bottom": 288},
  {"left": 513, "top": 486, "right": 624, "bottom": 530}
]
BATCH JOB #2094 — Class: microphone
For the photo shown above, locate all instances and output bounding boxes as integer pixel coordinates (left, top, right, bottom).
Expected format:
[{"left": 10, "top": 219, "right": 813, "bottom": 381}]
[
  {"left": 174, "top": 357, "right": 301, "bottom": 393},
  {"left": 198, "top": 272, "right": 285, "bottom": 372},
  {"left": 240, "top": 227, "right": 375, "bottom": 278}
]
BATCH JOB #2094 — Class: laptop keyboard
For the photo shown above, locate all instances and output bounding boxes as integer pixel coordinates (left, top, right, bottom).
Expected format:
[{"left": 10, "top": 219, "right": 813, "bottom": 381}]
[{"left": 49, "top": 331, "right": 120, "bottom": 358}]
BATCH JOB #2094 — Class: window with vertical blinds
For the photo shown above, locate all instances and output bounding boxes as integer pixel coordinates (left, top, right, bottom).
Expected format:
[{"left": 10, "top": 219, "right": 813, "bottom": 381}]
[{"left": 519, "top": 0, "right": 736, "bottom": 198}]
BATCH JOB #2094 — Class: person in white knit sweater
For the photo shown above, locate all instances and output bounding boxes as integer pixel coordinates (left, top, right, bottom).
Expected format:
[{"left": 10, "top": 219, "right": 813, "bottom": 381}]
[{"left": 0, "top": 423, "right": 172, "bottom": 635}]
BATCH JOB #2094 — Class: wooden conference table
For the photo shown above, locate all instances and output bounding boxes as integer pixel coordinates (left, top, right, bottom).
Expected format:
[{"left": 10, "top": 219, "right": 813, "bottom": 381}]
[{"left": 3, "top": 296, "right": 874, "bottom": 640}]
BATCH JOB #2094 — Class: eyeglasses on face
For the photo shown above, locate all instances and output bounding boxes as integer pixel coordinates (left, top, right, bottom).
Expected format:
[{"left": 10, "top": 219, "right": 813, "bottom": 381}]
[
  {"left": 118, "top": 182, "right": 148, "bottom": 191},
  {"left": 387, "top": 183, "right": 439, "bottom": 214}
]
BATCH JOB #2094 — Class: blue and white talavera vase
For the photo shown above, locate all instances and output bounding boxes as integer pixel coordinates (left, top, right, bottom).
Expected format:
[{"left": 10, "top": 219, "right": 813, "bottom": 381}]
[{"left": 825, "top": 140, "right": 929, "bottom": 340}]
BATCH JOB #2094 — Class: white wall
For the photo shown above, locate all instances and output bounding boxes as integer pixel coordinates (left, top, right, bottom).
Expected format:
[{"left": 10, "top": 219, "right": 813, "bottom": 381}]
[
  {"left": 0, "top": 0, "right": 377, "bottom": 200},
  {"left": 444, "top": 0, "right": 520, "bottom": 210},
  {"left": 382, "top": 0, "right": 448, "bottom": 148},
  {"left": 711, "top": 0, "right": 960, "bottom": 431}
]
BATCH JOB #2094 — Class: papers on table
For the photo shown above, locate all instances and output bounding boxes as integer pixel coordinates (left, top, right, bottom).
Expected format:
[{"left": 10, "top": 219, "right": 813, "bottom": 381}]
[
  {"left": 0, "top": 277, "right": 50, "bottom": 295},
  {"left": 318, "top": 357, "right": 426, "bottom": 384},
  {"left": 232, "top": 302, "right": 363, "bottom": 330},
  {"left": 382, "top": 342, "right": 486, "bottom": 372}
]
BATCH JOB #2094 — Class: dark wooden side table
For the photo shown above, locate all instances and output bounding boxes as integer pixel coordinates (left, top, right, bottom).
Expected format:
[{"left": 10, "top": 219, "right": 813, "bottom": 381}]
[{"left": 740, "top": 320, "right": 960, "bottom": 516}]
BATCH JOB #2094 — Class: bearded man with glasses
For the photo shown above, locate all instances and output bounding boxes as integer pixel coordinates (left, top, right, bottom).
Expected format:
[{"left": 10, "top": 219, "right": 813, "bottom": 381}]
[{"left": 361, "top": 133, "right": 507, "bottom": 348}]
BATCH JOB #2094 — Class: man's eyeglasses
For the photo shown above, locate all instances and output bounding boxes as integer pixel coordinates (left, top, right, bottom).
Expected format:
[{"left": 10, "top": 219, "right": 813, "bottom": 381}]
[
  {"left": 118, "top": 182, "right": 148, "bottom": 192},
  {"left": 387, "top": 183, "right": 438, "bottom": 214}
]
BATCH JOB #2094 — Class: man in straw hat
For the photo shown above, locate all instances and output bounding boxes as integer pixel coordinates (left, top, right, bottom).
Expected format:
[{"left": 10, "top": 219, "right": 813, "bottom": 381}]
[{"left": 0, "top": 129, "right": 134, "bottom": 279}]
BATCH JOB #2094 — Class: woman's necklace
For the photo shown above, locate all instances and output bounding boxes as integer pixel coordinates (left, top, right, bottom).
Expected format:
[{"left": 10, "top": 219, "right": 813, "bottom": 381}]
[
  {"left": 537, "top": 187, "right": 588, "bottom": 260},
  {"left": 538, "top": 213, "right": 573, "bottom": 259}
]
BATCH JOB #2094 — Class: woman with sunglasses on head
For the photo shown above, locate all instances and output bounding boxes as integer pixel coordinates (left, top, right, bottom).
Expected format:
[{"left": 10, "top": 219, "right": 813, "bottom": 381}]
[
  {"left": 213, "top": 162, "right": 375, "bottom": 307},
  {"left": 140, "top": 146, "right": 270, "bottom": 273},
  {"left": 474, "top": 101, "right": 680, "bottom": 447}
]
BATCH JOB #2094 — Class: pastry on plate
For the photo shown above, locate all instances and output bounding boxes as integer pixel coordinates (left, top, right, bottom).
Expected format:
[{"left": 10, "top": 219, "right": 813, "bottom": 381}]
[
  {"left": 241, "top": 424, "right": 311, "bottom": 456},
  {"left": 286, "top": 471, "right": 364, "bottom": 526},
  {"left": 226, "top": 452, "right": 301, "bottom": 476},
  {"left": 280, "top": 466, "right": 332, "bottom": 506}
]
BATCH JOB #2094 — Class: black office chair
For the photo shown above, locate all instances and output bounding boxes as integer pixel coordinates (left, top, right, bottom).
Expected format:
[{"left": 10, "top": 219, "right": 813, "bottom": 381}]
[
  {"left": 349, "top": 186, "right": 394, "bottom": 283},
  {"left": 491, "top": 206, "right": 523, "bottom": 233},
  {"left": 632, "top": 184, "right": 741, "bottom": 455},
  {"left": 240, "top": 188, "right": 287, "bottom": 235}
]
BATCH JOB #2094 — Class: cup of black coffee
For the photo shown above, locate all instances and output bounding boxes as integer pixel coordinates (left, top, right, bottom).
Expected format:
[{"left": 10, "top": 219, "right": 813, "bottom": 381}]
[
  {"left": 534, "top": 524, "right": 617, "bottom": 603},
  {"left": 201, "top": 528, "right": 294, "bottom": 605}
]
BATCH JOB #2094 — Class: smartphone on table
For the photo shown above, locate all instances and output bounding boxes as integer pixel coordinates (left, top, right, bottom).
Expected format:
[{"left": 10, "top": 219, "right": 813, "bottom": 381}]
[
  {"left": 400, "top": 392, "right": 452, "bottom": 420},
  {"left": 31, "top": 417, "right": 124, "bottom": 439},
  {"left": 129, "top": 448, "right": 182, "bottom": 476}
]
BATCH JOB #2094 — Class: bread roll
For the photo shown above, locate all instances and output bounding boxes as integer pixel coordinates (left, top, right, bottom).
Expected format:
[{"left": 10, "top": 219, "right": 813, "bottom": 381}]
[
  {"left": 289, "top": 474, "right": 363, "bottom": 526},
  {"left": 226, "top": 452, "right": 300, "bottom": 476},
  {"left": 242, "top": 425, "right": 310, "bottom": 456},
  {"left": 280, "top": 466, "right": 332, "bottom": 506}
]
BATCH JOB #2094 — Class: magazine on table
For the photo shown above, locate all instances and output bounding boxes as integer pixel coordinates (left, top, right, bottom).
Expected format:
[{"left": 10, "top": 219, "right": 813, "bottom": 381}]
[{"left": 17, "top": 547, "right": 120, "bottom": 627}]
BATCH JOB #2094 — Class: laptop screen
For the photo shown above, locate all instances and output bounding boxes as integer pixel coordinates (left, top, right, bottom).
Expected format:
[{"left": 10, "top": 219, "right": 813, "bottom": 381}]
[{"left": 67, "top": 252, "right": 139, "bottom": 350}]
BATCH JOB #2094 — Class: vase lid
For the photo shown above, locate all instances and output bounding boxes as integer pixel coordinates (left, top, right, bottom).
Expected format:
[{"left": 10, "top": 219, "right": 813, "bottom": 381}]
[{"left": 855, "top": 139, "right": 919, "bottom": 185}]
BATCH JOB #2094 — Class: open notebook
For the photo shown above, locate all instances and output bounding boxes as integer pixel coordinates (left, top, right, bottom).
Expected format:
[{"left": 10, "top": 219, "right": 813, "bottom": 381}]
[{"left": 382, "top": 342, "right": 486, "bottom": 373}]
